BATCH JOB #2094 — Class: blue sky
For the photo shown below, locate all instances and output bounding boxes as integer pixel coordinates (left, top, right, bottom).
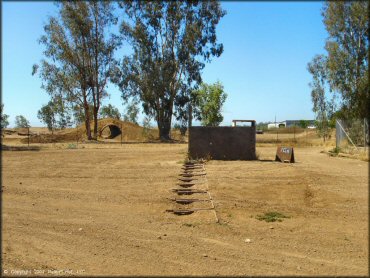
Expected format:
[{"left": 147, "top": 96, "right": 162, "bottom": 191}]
[{"left": 2, "top": 1, "right": 327, "bottom": 127}]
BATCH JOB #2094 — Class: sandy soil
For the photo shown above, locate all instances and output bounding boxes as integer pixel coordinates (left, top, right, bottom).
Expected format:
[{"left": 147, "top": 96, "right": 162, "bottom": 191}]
[{"left": 1, "top": 143, "right": 368, "bottom": 276}]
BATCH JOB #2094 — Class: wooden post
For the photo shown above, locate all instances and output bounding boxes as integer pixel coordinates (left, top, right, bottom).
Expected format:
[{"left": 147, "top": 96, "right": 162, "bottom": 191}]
[
  {"left": 120, "top": 123, "right": 123, "bottom": 146},
  {"left": 27, "top": 126, "right": 30, "bottom": 147}
]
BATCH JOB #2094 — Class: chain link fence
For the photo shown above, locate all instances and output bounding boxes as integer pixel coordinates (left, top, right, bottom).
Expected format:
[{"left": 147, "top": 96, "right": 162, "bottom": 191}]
[{"left": 336, "top": 118, "right": 369, "bottom": 151}]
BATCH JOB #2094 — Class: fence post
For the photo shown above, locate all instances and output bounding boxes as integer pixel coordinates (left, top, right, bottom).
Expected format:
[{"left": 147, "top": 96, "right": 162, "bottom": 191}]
[
  {"left": 27, "top": 126, "right": 30, "bottom": 147},
  {"left": 120, "top": 123, "right": 122, "bottom": 146}
]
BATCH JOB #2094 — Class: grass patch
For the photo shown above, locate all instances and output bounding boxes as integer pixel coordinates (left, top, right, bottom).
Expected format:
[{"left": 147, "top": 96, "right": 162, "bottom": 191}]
[
  {"left": 67, "top": 143, "right": 77, "bottom": 149},
  {"left": 332, "top": 146, "right": 341, "bottom": 154},
  {"left": 256, "top": 211, "right": 290, "bottom": 222},
  {"left": 328, "top": 146, "right": 341, "bottom": 156}
]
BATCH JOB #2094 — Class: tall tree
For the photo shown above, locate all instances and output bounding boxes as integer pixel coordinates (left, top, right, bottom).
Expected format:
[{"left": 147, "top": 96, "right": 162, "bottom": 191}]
[
  {"left": 38, "top": 102, "right": 57, "bottom": 133},
  {"left": 33, "top": 1, "right": 120, "bottom": 140},
  {"left": 15, "top": 115, "right": 30, "bottom": 128},
  {"left": 87, "top": 1, "right": 120, "bottom": 138},
  {"left": 1, "top": 104, "right": 9, "bottom": 129},
  {"left": 308, "top": 1, "right": 369, "bottom": 121},
  {"left": 114, "top": 1, "right": 225, "bottom": 140},
  {"left": 192, "top": 81, "right": 227, "bottom": 126},
  {"left": 37, "top": 96, "right": 72, "bottom": 132},
  {"left": 307, "top": 55, "right": 336, "bottom": 142}
]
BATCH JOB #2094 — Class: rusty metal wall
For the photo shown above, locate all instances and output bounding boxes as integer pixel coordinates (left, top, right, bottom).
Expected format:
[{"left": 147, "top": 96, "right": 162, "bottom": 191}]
[{"left": 188, "top": 126, "right": 256, "bottom": 160}]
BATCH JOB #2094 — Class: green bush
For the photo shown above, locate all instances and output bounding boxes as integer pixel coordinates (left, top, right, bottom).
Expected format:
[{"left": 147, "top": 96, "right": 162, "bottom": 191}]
[{"left": 256, "top": 212, "right": 290, "bottom": 222}]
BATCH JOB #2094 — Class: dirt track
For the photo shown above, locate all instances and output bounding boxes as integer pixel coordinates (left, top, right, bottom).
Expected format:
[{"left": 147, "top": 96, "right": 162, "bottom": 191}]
[{"left": 2, "top": 144, "right": 368, "bottom": 276}]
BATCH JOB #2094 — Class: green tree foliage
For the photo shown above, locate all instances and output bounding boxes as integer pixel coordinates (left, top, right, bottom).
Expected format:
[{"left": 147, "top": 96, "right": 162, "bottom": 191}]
[
  {"left": 1, "top": 104, "right": 9, "bottom": 129},
  {"left": 308, "top": 1, "right": 369, "bottom": 121},
  {"left": 15, "top": 115, "right": 30, "bottom": 128},
  {"left": 324, "top": 1, "right": 369, "bottom": 119},
  {"left": 298, "top": 120, "right": 309, "bottom": 129},
  {"left": 33, "top": 1, "right": 120, "bottom": 140},
  {"left": 37, "top": 97, "right": 72, "bottom": 131},
  {"left": 307, "top": 55, "right": 335, "bottom": 141},
  {"left": 38, "top": 102, "right": 56, "bottom": 132},
  {"left": 114, "top": 1, "right": 225, "bottom": 140},
  {"left": 142, "top": 115, "right": 153, "bottom": 139},
  {"left": 173, "top": 122, "right": 188, "bottom": 136},
  {"left": 256, "top": 122, "right": 268, "bottom": 131},
  {"left": 57, "top": 106, "right": 73, "bottom": 129},
  {"left": 192, "top": 81, "right": 227, "bottom": 127},
  {"left": 73, "top": 104, "right": 94, "bottom": 126},
  {"left": 123, "top": 99, "right": 139, "bottom": 124},
  {"left": 100, "top": 104, "right": 121, "bottom": 119}
]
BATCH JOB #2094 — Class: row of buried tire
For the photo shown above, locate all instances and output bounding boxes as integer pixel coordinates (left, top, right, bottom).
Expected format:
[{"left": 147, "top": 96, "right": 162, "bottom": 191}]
[{"left": 166, "top": 160, "right": 215, "bottom": 215}]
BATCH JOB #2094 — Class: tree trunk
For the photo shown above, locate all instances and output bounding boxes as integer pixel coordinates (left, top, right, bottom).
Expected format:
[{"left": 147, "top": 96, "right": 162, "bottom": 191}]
[
  {"left": 157, "top": 113, "right": 172, "bottom": 141},
  {"left": 85, "top": 116, "right": 92, "bottom": 140},
  {"left": 93, "top": 106, "right": 98, "bottom": 139},
  {"left": 83, "top": 96, "right": 92, "bottom": 140}
]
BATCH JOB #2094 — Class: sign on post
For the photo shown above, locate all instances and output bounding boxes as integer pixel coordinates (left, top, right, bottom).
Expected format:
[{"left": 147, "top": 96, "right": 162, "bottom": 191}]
[{"left": 275, "top": 147, "right": 295, "bottom": 163}]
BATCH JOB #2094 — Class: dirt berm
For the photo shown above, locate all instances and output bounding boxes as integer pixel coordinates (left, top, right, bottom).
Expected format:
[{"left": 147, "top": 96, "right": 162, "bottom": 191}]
[{"left": 23, "top": 118, "right": 158, "bottom": 143}]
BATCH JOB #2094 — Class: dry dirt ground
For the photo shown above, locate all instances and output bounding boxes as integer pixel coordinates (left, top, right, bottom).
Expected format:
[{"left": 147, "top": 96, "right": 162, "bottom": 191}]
[{"left": 2, "top": 143, "right": 368, "bottom": 276}]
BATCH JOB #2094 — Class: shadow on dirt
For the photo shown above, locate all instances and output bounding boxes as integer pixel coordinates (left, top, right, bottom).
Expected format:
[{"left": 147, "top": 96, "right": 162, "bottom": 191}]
[
  {"left": 258, "top": 159, "right": 275, "bottom": 162},
  {"left": 1, "top": 145, "right": 41, "bottom": 151}
]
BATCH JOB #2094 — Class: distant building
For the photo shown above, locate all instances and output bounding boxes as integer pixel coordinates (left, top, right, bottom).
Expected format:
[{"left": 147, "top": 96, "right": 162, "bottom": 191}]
[
  {"left": 231, "top": 120, "right": 256, "bottom": 127},
  {"left": 267, "top": 122, "right": 286, "bottom": 129},
  {"left": 267, "top": 120, "right": 315, "bottom": 129}
]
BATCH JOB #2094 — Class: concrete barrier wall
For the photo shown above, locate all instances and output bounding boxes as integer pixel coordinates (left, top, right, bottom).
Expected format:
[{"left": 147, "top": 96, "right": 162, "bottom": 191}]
[{"left": 188, "top": 126, "right": 256, "bottom": 160}]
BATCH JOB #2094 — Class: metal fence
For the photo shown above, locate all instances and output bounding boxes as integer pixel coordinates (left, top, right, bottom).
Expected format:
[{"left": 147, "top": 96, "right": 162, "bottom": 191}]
[{"left": 336, "top": 118, "right": 369, "bottom": 150}]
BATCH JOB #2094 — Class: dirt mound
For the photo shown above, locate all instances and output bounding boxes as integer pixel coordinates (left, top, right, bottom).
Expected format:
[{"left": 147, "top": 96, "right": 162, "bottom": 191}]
[
  {"left": 23, "top": 118, "right": 159, "bottom": 143},
  {"left": 2, "top": 129, "right": 17, "bottom": 136}
]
